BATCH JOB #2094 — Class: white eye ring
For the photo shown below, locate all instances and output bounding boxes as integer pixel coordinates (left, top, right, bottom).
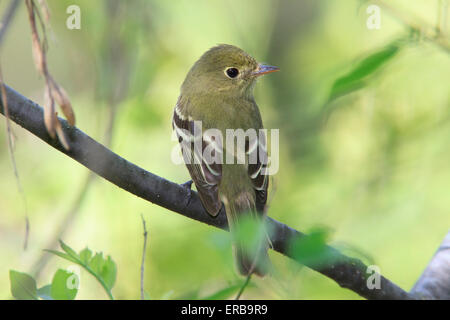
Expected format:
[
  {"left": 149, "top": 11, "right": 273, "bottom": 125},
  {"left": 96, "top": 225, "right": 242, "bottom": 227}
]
[{"left": 225, "top": 67, "right": 239, "bottom": 79}]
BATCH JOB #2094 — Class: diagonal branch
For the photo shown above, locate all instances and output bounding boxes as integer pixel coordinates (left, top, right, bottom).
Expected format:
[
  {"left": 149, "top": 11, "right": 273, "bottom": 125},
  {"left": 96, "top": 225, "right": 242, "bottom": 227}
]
[{"left": 0, "top": 84, "right": 428, "bottom": 300}]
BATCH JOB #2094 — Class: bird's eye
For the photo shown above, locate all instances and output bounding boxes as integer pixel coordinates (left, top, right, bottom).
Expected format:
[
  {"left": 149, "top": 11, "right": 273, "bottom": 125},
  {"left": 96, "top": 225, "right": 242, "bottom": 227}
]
[{"left": 225, "top": 67, "right": 239, "bottom": 78}]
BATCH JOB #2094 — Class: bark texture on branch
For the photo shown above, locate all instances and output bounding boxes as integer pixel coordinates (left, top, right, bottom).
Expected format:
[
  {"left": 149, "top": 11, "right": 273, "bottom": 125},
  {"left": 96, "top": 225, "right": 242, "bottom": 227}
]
[{"left": 2, "top": 85, "right": 447, "bottom": 300}]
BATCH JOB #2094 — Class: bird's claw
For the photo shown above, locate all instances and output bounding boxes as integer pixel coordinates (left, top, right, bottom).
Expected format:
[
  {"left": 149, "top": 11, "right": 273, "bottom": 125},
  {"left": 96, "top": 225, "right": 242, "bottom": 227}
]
[
  {"left": 181, "top": 180, "right": 193, "bottom": 207},
  {"left": 181, "top": 180, "right": 193, "bottom": 190}
]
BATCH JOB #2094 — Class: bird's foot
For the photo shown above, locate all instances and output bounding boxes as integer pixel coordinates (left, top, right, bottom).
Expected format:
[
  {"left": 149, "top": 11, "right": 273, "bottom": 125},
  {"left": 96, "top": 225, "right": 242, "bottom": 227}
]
[
  {"left": 181, "top": 180, "right": 193, "bottom": 207},
  {"left": 181, "top": 179, "right": 193, "bottom": 190}
]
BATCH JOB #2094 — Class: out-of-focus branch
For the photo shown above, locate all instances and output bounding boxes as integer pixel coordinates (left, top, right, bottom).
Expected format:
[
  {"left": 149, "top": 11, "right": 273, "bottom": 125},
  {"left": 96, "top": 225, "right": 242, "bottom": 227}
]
[
  {"left": 30, "top": 173, "right": 94, "bottom": 276},
  {"left": 0, "top": 84, "right": 421, "bottom": 300},
  {"left": 411, "top": 231, "right": 450, "bottom": 299},
  {"left": 29, "top": 0, "right": 134, "bottom": 279},
  {"left": 0, "top": 0, "right": 21, "bottom": 46},
  {"left": 373, "top": 0, "right": 450, "bottom": 53},
  {"left": 0, "top": 0, "right": 29, "bottom": 249}
]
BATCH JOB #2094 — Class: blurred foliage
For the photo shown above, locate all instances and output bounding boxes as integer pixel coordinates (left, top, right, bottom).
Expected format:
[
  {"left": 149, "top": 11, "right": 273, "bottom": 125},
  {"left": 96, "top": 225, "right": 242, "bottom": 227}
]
[
  {"left": 9, "top": 268, "right": 78, "bottom": 300},
  {"left": 328, "top": 40, "right": 401, "bottom": 102},
  {"left": 0, "top": 0, "right": 449, "bottom": 299},
  {"left": 289, "top": 228, "right": 335, "bottom": 268},
  {"left": 9, "top": 270, "right": 39, "bottom": 300},
  {"left": 49, "top": 269, "right": 78, "bottom": 300},
  {"left": 45, "top": 240, "right": 116, "bottom": 299}
]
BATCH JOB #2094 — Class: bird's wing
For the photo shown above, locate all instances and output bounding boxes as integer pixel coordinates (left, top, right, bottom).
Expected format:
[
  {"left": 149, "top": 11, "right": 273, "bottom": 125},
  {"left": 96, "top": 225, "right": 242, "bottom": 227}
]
[
  {"left": 247, "top": 130, "right": 269, "bottom": 213},
  {"left": 172, "top": 99, "right": 223, "bottom": 216}
]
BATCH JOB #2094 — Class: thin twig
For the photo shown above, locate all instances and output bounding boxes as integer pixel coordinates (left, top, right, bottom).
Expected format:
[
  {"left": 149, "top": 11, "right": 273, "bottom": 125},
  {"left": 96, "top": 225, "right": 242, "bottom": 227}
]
[
  {"left": 24, "top": 217, "right": 30, "bottom": 250},
  {"left": 0, "top": 66, "right": 29, "bottom": 249},
  {"left": 140, "top": 214, "right": 149, "bottom": 300},
  {"left": 25, "top": 0, "right": 74, "bottom": 147},
  {"left": 235, "top": 274, "right": 252, "bottom": 300},
  {"left": 373, "top": 0, "right": 450, "bottom": 53},
  {"left": 37, "top": 0, "right": 50, "bottom": 23}
]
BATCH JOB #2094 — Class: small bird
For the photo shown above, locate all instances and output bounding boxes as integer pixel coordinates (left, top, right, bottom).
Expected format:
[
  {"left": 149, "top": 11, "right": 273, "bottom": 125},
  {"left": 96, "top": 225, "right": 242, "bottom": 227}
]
[{"left": 172, "top": 44, "right": 279, "bottom": 276}]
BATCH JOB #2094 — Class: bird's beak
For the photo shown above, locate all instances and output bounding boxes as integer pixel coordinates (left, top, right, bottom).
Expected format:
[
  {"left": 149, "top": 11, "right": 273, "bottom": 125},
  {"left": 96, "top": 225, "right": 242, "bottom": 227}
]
[{"left": 253, "top": 64, "right": 280, "bottom": 77}]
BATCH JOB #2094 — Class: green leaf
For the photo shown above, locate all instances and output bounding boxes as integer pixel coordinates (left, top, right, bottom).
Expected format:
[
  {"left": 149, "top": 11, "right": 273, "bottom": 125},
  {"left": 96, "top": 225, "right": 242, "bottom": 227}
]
[
  {"left": 290, "top": 228, "right": 336, "bottom": 268},
  {"left": 37, "top": 285, "right": 53, "bottom": 300},
  {"left": 9, "top": 270, "right": 38, "bottom": 300},
  {"left": 51, "top": 269, "right": 78, "bottom": 300},
  {"left": 334, "top": 242, "right": 375, "bottom": 266},
  {"left": 233, "top": 216, "right": 265, "bottom": 253},
  {"left": 174, "top": 290, "right": 198, "bottom": 300},
  {"left": 79, "top": 247, "right": 92, "bottom": 264},
  {"left": 89, "top": 252, "right": 105, "bottom": 274},
  {"left": 89, "top": 253, "right": 116, "bottom": 290},
  {"left": 59, "top": 240, "right": 79, "bottom": 259},
  {"left": 100, "top": 256, "right": 117, "bottom": 290},
  {"left": 44, "top": 249, "right": 79, "bottom": 264},
  {"left": 328, "top": 44, "right": 400, "bottom": 101},
  {"left": 46, "top": 241, "right": 116, "bottom": 299}
]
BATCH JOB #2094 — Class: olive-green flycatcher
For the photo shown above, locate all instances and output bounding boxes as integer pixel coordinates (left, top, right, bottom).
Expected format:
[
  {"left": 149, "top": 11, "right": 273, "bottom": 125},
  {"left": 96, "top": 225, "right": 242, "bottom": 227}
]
[{"left": 172, "top": 44, "right": 278, "bottom": 276}]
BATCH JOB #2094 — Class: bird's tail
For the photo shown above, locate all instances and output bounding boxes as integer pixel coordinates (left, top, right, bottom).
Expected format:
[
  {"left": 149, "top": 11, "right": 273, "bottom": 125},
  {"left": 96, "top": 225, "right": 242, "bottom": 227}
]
[{"left": 224, "top": 192, "right": 271, "bottom": 277}]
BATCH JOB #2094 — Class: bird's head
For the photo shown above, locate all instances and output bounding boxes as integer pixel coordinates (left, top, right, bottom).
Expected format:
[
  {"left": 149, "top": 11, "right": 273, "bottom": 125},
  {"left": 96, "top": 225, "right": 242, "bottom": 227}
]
[{"left": 181, "top": 44, "right": 279, "bottom": 98}]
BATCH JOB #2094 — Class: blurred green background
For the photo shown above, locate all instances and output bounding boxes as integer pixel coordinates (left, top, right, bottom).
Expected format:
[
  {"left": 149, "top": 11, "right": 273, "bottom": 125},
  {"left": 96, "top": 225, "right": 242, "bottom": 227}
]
[{"left": 0, "top": 0, "right": 449, "bottom": 299}]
